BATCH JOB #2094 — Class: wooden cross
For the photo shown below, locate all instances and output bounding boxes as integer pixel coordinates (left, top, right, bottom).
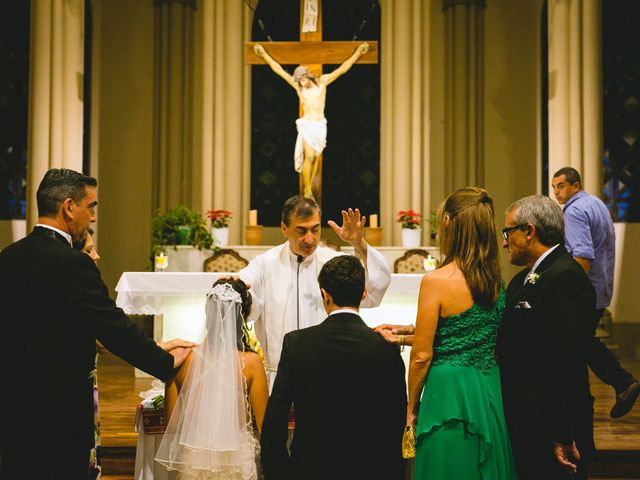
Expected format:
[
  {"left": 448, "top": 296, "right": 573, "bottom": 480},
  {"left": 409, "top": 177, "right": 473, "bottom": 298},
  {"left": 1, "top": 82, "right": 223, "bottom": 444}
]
[{"left": 245, "top": 0, "right": 378, "bottom": 205}]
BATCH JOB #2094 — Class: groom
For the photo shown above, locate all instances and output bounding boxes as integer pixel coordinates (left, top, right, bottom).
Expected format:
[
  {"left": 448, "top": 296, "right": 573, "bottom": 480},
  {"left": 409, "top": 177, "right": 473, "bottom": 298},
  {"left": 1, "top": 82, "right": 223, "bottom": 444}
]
[
  {"left": 497, "top": 195, "right": 597, "bottom": 480},
  {"left": 260, "top": 256, "right": 406, "bottom": 479}
]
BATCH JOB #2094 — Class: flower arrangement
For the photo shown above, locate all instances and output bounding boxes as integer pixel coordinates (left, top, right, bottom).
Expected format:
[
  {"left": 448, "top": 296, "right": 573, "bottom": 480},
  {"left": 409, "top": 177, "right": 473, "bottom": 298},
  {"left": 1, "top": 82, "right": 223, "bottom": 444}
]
[
  {"left": 397, "top": 210, "right": 422, "bottom": 230},
  {"left": 207, "top": 210, "right": 232, "bottom": 229}
]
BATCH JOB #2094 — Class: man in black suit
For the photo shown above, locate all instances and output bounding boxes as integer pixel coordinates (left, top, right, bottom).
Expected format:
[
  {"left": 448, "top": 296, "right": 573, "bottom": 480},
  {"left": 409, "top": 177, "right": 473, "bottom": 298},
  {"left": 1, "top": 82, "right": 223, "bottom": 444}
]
[
  {"left": 260, "top": 255, "right": 406, "bottom": 480},
  {"left": 0, "top": 169, "right": 192, "bottom": 480},
  {"left": 497, "top": 194, "right": 597, "bottom": 480}
]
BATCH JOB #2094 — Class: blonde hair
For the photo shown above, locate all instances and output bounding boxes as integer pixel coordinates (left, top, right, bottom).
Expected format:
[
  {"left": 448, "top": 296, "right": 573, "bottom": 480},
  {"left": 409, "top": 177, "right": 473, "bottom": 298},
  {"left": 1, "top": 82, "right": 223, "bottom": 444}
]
[{"left": 437, "top": 187, "right": 501, "bottom": 308}]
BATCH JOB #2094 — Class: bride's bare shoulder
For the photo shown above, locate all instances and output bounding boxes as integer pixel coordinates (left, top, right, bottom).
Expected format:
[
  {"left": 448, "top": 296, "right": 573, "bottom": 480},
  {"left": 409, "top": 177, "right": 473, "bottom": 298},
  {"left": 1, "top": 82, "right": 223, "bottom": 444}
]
[{"left": 242, "top": 351, "right": 263, "bottom": 371}]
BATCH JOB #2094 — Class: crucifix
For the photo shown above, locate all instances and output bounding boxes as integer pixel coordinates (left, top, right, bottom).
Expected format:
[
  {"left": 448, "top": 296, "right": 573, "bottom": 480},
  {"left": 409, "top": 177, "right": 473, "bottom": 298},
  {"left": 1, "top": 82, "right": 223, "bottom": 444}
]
[{"left": 245, "top": 0, "right": 378, "bottom": 205}]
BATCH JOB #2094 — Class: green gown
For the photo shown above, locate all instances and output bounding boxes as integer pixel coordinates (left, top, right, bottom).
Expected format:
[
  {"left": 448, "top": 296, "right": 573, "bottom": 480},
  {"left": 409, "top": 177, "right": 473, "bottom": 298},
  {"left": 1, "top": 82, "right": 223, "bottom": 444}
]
[{"left": 415, "top": 290, "right": 517, "bottom": 479}]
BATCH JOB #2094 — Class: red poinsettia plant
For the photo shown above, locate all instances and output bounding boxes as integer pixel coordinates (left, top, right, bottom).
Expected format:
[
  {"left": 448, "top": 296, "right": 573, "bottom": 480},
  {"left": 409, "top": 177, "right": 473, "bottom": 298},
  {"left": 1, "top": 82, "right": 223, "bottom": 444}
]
[
  {"left": 207, "top": 210, "right": 232, "bottom": 229},
  {"left": 397, "top": 210, "right": 422, "bottom": 230}
]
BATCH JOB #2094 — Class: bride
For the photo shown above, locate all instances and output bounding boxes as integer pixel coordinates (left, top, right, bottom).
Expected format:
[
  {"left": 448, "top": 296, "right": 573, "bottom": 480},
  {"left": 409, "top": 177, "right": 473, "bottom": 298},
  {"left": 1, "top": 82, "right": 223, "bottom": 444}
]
[{"left": 155, "top": 279, "right": 269, "bottom": 479}]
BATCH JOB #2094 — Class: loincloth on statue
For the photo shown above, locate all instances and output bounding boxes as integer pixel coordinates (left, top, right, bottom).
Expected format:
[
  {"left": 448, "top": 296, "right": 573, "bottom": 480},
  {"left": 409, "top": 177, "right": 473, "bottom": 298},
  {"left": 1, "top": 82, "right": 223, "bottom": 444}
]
[{"left": 294, "top": 118, "right": 327, "bottom": 172}]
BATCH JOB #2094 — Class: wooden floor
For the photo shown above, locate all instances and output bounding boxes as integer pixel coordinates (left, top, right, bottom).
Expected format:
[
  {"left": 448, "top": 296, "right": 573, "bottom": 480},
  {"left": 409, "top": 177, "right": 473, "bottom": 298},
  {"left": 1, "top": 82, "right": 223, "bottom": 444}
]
[
  {"left": 593, "top": 357, "right": 640, "bottom": 450},
  {"left": 98, "top": 353, "right": 640, "bottom": 478}
]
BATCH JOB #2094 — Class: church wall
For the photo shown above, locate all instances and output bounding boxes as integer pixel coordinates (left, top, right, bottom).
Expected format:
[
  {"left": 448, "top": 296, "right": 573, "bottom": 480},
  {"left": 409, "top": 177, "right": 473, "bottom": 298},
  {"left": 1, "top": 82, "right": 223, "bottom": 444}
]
[
  {"left": 611, "top": 223, "right": 640, "bottom": 326},
  {"left": 428, "top": 0, "right": 447, "bottom": 224},
  {"left": 483, "top": 0, "right": 542, "bottom": 280},
  {"left": 91, "top": 0, "right": 155, "bottom": 291},
  {"left": 0, "top": 220, "right": 26, "bottom": 249}
]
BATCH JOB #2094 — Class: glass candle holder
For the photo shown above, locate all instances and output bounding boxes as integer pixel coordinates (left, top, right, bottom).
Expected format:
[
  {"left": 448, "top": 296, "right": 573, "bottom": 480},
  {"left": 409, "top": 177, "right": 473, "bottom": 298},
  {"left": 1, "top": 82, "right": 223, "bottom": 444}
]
[{"left": 155, "top": 253, "right": 169, "bottom": 272}]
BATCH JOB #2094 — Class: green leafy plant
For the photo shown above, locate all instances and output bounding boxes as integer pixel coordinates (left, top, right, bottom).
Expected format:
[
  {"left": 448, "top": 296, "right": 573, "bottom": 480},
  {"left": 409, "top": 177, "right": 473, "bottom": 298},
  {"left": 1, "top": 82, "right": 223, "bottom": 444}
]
[
  {"left": 152, "top": 205, "right": 214, "bottom": 256},
  {"left": 426, "top": 210, "right": 438, "bottom": 239}
]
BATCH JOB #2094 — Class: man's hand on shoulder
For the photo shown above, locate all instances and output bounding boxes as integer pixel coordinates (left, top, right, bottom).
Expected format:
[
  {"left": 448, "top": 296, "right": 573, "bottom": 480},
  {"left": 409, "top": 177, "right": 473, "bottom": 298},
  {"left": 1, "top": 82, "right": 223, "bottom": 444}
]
[
  {"left": 168, "top": 346, "right": 193, "bottom": 369},
  {"left": 158, "top": 338, "right": 198, "bottom": 351},
  {"left": 374, "top": 324, "right": 415, "bottom": 346},
  {"left": 158, "top": 338, "right": 197, "bottom": 369}
]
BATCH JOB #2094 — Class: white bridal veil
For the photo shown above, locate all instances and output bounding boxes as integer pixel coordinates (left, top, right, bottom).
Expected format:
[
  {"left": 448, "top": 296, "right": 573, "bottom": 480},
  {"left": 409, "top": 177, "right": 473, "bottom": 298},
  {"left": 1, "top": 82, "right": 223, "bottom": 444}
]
[{"left": 155, "top": 283, "right": 259, "bottom": 479}]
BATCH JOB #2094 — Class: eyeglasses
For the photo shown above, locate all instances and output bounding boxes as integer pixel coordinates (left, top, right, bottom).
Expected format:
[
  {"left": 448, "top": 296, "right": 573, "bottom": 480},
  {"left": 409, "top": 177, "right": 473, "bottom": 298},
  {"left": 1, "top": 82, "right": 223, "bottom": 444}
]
[{"left": 502, "top": 224, "right": 527, "bottom": 241}]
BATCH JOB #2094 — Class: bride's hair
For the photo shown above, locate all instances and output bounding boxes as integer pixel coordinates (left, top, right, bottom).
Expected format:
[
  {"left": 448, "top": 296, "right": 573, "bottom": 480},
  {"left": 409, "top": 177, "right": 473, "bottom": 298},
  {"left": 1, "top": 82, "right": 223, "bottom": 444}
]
[
  {"left": 212, "top": 278, "right": 254, "bottom": 352},
  {"left": 436, "top": 187, "right": 501, "bottom": 308}
]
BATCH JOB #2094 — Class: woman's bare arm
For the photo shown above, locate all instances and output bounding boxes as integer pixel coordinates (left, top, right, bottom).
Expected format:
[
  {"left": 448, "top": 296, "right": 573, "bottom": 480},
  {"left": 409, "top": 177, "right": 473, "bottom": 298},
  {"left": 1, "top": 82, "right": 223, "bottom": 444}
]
[
  {"left": 245, "top": 352, "right": 269, "bottom": 433},
  {"left": 165, "top": 351, "right": 193, "bottom": 420},
  {"left": 406, "top": 274, "right": 441, "bottom": 426}
]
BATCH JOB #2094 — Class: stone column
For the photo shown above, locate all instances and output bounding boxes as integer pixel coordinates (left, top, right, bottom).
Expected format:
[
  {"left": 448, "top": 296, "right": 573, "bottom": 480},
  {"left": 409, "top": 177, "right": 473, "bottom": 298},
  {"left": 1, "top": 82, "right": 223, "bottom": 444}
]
[
  {"left": 152, "top": 0, "right": 196, "bottom": 211},
  {"left": 27, "top": 0, "right": 85, "bottom": 227},
  {"left": 548, "top": 0, "right": 602, "bottom": 194},
  {"left": 380, "top": 0, "right": 432, "bottom": 246},
  {"left": 442, "top": 0, "right": 486, "bottom": 191},
  {"left": 192, "top": 0, "right": 250, "bottom": 244}
]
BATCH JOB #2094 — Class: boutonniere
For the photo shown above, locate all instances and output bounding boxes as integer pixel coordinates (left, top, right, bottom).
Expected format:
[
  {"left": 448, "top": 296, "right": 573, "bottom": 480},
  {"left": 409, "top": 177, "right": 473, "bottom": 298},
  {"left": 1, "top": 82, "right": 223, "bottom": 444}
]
[{"left": 526, "top": 272, "right": 540, "bottom": 285}]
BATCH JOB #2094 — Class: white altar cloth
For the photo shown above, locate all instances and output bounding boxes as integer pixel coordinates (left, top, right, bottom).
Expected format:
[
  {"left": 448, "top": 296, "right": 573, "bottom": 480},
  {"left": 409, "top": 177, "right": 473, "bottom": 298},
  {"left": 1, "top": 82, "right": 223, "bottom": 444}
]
[{"left": 116, "top": 272, "right": 422, "bottom": 343}]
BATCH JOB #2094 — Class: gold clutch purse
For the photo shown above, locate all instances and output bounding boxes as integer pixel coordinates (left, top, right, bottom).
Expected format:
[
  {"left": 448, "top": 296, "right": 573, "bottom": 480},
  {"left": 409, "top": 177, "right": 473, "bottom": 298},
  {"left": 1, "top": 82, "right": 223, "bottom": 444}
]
[{"left": 402, "top": 425, "right": 416, "bottom": 459}]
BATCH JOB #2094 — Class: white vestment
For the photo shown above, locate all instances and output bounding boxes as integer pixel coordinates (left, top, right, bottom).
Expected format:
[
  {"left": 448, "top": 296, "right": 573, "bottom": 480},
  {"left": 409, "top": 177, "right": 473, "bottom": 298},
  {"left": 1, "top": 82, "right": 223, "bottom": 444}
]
[
  {"left": 294, "top": 118, "right": 327, "bottom": 172},
  {"left": 239, "top": 242, "right": 390, "bottom": 383}
]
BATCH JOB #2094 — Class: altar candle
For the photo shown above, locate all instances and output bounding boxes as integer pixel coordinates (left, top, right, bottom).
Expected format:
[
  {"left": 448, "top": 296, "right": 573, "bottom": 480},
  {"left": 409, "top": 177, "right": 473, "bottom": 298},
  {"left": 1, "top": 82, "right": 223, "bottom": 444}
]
[
  {"left": 248, "top": 209, "right": 258, "bottom": 226},
  {"left": 369, "top": 214, "right": 378, "bottom": 228}
]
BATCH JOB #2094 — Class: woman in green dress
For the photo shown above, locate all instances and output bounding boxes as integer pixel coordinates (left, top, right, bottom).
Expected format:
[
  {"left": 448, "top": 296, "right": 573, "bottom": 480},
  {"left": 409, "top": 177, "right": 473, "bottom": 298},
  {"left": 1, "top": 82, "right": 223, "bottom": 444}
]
[{"left": 406, "top": 187, "right": 517, "bottom": 479}]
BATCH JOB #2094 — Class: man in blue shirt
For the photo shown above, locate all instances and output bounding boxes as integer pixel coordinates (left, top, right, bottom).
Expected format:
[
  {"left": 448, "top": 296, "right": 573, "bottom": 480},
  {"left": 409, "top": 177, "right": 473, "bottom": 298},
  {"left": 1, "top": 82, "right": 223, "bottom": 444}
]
[{"left": 552, "top": 167, "right": 639, "bottom": 418}]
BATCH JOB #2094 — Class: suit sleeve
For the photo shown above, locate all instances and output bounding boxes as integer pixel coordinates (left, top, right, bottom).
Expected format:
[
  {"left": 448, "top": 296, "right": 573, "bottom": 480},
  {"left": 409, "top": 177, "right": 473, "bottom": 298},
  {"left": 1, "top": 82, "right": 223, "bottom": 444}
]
[
  {"left": 540, "top": 265, "right": 595, "bottom": 443},
  {"left": 261, "top": 333, "right": 294, "bottom": 479},
  {"left": 67, "top": 253, "right": 174, "bottom": 381}
]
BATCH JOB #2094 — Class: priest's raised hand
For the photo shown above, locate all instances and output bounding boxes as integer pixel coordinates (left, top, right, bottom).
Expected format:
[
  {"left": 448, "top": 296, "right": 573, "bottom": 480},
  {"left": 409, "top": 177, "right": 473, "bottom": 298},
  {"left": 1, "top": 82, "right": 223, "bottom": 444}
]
[{"left": 327, "top": 207, "right": 369, "bottom": 259}]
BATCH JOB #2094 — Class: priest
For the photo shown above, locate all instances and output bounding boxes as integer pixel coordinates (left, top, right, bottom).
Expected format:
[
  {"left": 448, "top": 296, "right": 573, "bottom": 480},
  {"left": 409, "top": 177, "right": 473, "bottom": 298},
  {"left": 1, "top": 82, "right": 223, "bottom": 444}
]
[{"left": 239, "top": 195, "right": 391, "bottom": 385}]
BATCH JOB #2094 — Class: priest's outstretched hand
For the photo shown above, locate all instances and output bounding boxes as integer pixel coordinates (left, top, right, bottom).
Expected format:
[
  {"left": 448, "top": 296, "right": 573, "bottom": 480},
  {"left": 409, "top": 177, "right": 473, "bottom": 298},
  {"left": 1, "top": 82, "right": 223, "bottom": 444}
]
[{"left": 327, "top": 208, "right": 368, "bottom": 258}]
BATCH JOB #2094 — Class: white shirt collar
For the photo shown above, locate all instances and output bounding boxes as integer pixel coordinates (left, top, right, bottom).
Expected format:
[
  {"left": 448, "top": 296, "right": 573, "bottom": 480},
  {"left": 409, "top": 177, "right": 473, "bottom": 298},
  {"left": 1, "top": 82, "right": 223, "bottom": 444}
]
[
  {"left": 329, "top": 308, "right": 359, "bottom": 316},
  {"left": 525, "top": 243, "right": 560, "bottom": 284},
  {"left": 36, "top": 224, "right": 73, "bottom": 247}
]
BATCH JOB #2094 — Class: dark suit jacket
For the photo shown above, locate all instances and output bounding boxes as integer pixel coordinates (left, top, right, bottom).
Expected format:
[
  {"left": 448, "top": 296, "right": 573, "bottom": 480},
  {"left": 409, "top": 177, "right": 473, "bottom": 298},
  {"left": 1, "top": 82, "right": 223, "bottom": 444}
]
[
  {"left": 260, "top": 312, "right": 407, "bottom": 480},
  {"left": 496, "top": 245, "right": 596, "bottom": 478},
  {"left": 0, "top": 227, "right": 174, "bottom": 451}
]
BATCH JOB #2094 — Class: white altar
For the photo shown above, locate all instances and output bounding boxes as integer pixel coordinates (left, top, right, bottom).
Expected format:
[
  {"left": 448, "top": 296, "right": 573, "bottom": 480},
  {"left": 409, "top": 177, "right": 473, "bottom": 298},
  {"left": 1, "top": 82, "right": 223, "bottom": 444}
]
[
  {"left": 156, "top": 245, "right": 437, "bottom": 273},
  {"left": 115, "top": 271, "right": 422, "bottom": 344}
]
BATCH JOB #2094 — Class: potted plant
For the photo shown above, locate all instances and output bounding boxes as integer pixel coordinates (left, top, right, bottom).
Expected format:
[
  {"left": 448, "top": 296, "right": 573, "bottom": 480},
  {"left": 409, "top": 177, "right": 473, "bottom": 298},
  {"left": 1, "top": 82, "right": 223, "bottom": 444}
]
[
  {"left": 207, "top": 210, "right": 232, "bottom": 246},
  {"left": 152, "top": 206, "right": 213, "bottom": 257},
  {"left": 397, "top": 210, "right": 422, "bottom": 248},
  {"left": 426, "top": 210, "right": 438, "bottom": 241}
]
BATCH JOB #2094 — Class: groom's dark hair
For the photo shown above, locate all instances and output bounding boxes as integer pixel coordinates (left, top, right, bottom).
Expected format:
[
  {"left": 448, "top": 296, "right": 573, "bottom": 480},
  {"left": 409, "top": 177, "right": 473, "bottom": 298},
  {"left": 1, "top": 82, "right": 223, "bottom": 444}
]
[{"left": 318, "top": 256, "right": 364, "bottom": 308}]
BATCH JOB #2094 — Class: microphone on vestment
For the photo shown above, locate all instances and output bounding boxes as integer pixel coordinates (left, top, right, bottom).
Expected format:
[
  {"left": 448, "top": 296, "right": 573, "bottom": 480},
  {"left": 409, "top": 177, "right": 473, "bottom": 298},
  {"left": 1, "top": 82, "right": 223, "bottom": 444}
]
[{"left": 296, "top": 255, "right": 304, "bottom": 330}]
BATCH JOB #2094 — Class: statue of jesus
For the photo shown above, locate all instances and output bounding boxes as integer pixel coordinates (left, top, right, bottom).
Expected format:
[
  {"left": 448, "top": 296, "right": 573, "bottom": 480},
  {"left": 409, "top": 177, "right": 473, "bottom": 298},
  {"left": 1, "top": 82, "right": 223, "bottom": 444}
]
[{"left": 254, "top": 42, "right": 369, "bottom": 199}]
